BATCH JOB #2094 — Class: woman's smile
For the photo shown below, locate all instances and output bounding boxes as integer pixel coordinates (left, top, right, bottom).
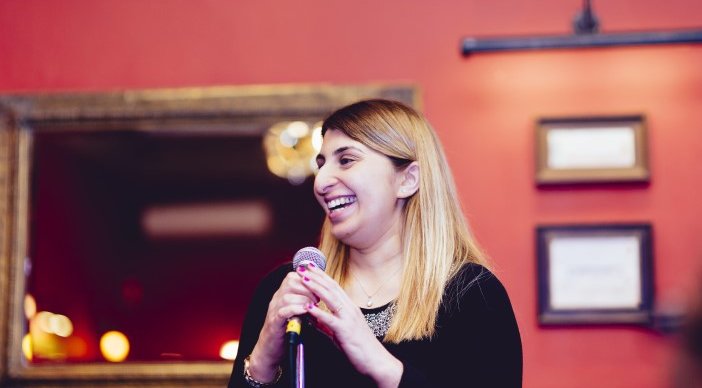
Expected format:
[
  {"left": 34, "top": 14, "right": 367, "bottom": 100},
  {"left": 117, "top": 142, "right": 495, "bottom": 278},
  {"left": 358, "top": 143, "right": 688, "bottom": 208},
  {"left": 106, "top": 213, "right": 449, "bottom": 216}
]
[{"left": 326, "top": 195, "right": 358, "bottom": 221}]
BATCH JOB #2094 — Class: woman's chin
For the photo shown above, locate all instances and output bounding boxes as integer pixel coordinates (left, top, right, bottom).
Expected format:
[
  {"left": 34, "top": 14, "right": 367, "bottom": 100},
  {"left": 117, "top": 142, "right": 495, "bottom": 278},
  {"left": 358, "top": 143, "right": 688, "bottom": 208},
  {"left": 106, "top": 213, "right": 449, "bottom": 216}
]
[{"left": 330, "top": 223, "right": 358, "bottom": 244}]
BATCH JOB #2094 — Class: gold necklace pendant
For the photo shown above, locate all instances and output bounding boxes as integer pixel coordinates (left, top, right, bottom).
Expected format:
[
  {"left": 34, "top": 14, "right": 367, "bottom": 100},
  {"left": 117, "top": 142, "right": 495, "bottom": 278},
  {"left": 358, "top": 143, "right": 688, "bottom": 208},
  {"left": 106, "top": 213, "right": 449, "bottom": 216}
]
[{"left": 351, "top": 265, "right": 403, "bottom": 309}]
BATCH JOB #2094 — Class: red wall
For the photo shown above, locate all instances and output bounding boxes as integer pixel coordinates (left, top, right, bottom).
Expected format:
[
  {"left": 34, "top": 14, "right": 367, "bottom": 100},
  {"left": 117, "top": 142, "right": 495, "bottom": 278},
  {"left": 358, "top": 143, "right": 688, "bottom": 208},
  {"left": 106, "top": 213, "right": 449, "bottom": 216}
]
[{"left": 2, "top": 0, "right": 702, "bottom": 386}]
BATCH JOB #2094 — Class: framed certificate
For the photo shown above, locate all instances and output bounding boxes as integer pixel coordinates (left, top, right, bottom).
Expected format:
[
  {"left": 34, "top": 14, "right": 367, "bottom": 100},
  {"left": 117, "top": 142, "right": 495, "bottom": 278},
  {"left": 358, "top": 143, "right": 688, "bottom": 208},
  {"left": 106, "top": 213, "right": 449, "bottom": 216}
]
[
  {"left": 536, "top": 224, "right": 653, "bottom": 325},
  {"left": 535, "top": 116, "right": 649, "bottom": 184}
]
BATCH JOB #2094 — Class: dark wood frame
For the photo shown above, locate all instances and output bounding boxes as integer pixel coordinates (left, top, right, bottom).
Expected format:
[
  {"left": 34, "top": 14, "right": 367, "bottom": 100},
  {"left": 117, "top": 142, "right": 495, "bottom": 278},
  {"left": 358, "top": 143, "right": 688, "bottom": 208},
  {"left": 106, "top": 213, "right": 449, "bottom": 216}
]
[
  {"left": 0, "top": 84, "right": 417, "bottom": 387},
  {"left": 536, "top": 223, "right": 653, "bottom": 326},
  {"left": 535, "top": 115, "right": 649, "bottom": 184}
]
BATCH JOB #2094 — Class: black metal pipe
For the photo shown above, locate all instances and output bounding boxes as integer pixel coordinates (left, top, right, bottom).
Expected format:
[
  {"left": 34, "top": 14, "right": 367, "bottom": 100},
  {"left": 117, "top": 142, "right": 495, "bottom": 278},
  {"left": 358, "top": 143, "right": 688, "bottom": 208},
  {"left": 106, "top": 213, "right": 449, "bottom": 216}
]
[{"left": 461, "top": 29, "right": 702, "bottom": 55}]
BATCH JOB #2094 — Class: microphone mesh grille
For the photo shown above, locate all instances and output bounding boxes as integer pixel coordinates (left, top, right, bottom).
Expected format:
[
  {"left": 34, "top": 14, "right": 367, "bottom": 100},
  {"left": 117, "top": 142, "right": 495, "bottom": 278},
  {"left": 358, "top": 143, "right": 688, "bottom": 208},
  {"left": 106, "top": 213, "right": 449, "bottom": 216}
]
[{"left": 292, "top": 247, "right": 327, "bottom": 271}]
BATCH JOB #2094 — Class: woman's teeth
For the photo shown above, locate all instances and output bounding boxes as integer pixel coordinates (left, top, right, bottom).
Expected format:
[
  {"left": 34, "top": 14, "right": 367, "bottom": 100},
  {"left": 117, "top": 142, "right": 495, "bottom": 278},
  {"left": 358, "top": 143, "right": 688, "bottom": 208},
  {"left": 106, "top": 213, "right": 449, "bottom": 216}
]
[{"left": 327, "top": 196, "right": 357, "bottom": 211}]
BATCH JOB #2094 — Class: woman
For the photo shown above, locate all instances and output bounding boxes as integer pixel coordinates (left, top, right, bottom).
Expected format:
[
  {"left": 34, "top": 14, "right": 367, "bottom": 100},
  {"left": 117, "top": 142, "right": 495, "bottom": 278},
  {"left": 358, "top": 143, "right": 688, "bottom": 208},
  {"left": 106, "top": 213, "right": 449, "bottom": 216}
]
[{"left": 229, "top": 99, "right": 522, "bottom": 387}]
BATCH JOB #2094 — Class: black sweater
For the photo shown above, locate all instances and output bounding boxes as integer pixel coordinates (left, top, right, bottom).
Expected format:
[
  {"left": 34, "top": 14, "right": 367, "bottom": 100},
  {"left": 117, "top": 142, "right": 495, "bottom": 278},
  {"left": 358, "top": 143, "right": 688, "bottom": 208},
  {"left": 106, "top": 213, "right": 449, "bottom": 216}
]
[{"left": 228, "top": 262, "right": 522, "bottom": 387}]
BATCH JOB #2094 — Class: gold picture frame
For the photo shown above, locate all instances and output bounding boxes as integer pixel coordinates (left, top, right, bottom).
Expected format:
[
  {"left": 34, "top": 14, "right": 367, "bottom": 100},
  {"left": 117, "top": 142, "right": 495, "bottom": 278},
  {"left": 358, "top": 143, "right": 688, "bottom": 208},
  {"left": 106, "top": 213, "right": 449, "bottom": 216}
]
[
  {"left": 536, "top": 115, "right": 649, "bottom": 184},
  {"left": 0, "top": 84, "right": 418, "bottom": 387}
]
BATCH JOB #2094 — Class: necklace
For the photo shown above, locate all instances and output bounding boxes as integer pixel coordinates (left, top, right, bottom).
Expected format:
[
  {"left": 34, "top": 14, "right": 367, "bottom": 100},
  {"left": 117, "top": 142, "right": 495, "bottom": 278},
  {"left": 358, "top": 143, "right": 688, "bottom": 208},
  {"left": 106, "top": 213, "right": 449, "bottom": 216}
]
[{"left": 350, "top": 266, "right": 403, "bottom": 308}]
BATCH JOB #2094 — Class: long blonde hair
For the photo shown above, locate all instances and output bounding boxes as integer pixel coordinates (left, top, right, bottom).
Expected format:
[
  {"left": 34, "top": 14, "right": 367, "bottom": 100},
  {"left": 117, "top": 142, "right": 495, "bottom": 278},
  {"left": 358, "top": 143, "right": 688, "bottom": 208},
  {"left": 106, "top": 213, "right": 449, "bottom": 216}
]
[{"left": 318, "top": 99, "right": 487, "bottom": 342}]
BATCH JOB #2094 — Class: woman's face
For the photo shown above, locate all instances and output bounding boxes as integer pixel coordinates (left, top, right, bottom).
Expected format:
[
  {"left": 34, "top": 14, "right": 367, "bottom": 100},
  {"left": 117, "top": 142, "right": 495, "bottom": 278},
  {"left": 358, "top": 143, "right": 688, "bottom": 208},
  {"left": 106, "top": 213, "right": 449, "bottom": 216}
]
[{"left": 314, "top": 129, "right": 406, "bottom": 249}]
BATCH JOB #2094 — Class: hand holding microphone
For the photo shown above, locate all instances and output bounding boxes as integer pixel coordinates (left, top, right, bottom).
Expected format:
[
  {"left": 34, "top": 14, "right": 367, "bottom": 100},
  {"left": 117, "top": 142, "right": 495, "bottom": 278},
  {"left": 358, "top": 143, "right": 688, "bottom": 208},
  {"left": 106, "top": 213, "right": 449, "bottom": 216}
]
[
  {"left": 250, "top": 246, "right": 398, "bottom": 386},
  {"left": 293, "top": 250, "right": 401, "bottom": 381},
  {"left": 286, "top": 247, "right": 327, "bottom": 344},
  {"left": 247, "top": 247, "right": 326, "bottom": 385}
]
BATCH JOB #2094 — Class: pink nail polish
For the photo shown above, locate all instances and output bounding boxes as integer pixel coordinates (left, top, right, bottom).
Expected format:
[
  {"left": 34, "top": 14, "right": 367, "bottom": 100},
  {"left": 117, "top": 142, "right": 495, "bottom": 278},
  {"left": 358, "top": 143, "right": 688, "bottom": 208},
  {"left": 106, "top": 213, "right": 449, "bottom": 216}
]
[
  {"left": 298, "top": 266, "right": 306, "bottom": 272},
  {"left": 303, "top": 277, "right": 310, "bottom": 282},
  {"left": 307, "top": 303, "right": 314, "bottom": 309},
  {"left": 308, "top": 263, "right": 316, "bottom": 268}
]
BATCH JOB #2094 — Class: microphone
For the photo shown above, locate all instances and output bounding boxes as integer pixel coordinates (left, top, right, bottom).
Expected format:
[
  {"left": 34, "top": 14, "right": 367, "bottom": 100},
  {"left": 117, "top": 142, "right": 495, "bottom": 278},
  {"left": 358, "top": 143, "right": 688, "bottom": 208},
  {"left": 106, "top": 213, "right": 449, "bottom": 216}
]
[
  {"left": 287, "top": 247, "right": 326, "bottom": 388},
  {"left": 286, "top": 247, "right": 327, "bottom": 342}
]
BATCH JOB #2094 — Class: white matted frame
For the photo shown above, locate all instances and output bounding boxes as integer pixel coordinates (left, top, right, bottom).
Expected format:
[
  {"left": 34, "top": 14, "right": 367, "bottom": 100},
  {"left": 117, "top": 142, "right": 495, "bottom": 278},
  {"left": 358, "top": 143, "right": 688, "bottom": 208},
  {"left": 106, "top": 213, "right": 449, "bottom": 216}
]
[
  {"left": 536, "top": 224, "right": 653, "bottom": 325},
  {"left": 535, "top": 116, "right": 649, "bottom": 184}
]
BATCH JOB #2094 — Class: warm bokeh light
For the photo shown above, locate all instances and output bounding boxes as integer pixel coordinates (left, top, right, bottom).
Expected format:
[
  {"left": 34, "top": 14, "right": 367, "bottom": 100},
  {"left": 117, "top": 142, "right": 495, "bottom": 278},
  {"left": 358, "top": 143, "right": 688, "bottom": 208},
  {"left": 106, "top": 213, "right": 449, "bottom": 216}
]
[
  {"left": 100, "top": 331, "right": 130, "bottom": 362},
  {"left": 48, "top": 314, "right": 74, "bottom": 337},
  {"left": 28, "top": 310, "right": 76, "bottom": 360},
  {"left": 22, "top": 334, "right": 33, "bottom": 361},
  {"left": 311, "top": 124, "right": 323, "bottom": 152},
  {"left": 264, "top": 120, "right": 318, "bottom": 184},
  {"left": 142, "top": 201, "right": 272, "bottom": 238},
  {"left": 33, "top": 310, "right": 74, "bottom": 337},
  {"left": 35, "top": 311, "right": 53, "bottom": 333},
  {"left": 24, "top": 294, "right": 37, "bottom": 320},
  {"left": 287, "top": 121, "right": 310, "bottom": 138},
  {"left": 66, "top": 335, "right": 88, "bottom": 358},
  {"left": 28, "top": 326, "right": 66, "bottom": 361},
  {"left": 219, "top": 340, "right": 239, "bottom": 361}
]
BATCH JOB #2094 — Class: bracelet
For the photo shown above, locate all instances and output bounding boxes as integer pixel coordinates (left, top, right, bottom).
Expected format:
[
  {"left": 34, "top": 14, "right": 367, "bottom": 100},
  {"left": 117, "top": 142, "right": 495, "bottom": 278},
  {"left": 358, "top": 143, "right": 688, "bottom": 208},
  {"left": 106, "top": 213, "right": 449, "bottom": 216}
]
[{"left": 243, "top": 355, "right": 282, "bottom": 387}]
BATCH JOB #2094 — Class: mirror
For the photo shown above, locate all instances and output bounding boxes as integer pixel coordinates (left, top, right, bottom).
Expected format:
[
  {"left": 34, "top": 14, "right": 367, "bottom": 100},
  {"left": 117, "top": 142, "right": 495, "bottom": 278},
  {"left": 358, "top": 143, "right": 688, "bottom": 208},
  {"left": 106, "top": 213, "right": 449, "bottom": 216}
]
[{"left": 0, "top": 85, "right": 417, "bottom": 386}]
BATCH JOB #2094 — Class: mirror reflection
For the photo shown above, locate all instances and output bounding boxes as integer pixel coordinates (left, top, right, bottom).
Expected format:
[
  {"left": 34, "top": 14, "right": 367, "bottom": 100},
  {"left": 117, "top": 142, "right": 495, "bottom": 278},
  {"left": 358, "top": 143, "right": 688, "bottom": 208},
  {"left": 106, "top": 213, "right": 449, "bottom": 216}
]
[{"left": 26, "top": 127, "right": 324, "bottom": 363}]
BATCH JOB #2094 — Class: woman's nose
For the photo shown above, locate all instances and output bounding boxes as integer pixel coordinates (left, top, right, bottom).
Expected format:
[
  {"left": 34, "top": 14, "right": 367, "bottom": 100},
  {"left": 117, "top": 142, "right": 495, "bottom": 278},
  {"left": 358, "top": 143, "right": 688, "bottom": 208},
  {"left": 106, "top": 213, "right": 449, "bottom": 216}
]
[{"left": 314, "top": 165, "right": 337, "bottom": 195}]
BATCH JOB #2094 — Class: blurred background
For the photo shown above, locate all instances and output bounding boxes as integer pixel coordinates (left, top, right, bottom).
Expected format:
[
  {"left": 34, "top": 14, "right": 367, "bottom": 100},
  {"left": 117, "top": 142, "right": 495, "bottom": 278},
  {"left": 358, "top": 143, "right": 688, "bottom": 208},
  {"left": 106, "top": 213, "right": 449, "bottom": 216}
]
[{"left": 1, "top": 0, "right": 702, "bottom": 387}]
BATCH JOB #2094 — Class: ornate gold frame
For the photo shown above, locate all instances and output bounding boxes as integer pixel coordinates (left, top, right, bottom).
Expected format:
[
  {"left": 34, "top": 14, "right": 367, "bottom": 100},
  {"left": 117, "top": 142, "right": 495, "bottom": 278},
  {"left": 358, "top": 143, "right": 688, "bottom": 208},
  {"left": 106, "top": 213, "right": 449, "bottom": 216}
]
[{"left": 0, "top": 84, "right": 418, "bottom": 387}]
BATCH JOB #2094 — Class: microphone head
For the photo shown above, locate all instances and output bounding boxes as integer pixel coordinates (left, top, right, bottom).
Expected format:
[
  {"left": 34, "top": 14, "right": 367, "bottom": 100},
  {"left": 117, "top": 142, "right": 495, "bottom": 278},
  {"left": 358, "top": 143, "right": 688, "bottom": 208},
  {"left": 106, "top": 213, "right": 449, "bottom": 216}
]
[{"left": 293, "top": 246, "right": 327, "bottom": 271}]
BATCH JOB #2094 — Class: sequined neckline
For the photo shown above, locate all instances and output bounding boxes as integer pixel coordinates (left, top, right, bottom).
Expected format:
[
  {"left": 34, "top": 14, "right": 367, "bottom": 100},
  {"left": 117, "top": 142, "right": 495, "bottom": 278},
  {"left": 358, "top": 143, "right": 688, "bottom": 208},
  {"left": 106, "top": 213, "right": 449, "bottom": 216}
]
[{"left": 361, "top": 301, "right": 396, "bottom": 337}]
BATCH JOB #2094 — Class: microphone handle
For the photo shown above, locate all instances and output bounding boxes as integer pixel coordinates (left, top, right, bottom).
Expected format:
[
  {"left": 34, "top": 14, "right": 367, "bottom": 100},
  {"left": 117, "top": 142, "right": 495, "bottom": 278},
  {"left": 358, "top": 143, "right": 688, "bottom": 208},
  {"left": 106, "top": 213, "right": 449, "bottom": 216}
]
[
  {"left": 286, "top": 317, "right": 302, "bottom": 344},
  {"left": 289, "top": 340, "right": 297, "bottom": 388},
  {"left": 286, "top": 317, "right": 302, "bottom": 387}
]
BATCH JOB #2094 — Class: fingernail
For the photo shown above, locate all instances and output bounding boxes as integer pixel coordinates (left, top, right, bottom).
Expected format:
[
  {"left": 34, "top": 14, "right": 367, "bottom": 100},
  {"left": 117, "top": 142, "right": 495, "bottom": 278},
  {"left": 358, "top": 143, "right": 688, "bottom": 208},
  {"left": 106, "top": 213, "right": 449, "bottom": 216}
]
[
  {"left": 297, "top": 265, "right": 306, "bottom": 272},
  {"left": 308, "top": 263, "right": 316, "bottom": 268},
  {"left": 307, "top": 303, "right": 314, "bottom": 309},
  {"left": 303, "top": 277, "right": 310, "bottom": 282}
]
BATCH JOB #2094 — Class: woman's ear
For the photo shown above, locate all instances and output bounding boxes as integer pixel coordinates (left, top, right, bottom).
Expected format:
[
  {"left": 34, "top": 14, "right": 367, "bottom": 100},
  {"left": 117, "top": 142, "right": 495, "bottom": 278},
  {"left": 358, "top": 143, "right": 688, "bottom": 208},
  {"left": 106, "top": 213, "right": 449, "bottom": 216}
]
[{"left": 397, "top": 161, "right": 420, "bottom": 198}]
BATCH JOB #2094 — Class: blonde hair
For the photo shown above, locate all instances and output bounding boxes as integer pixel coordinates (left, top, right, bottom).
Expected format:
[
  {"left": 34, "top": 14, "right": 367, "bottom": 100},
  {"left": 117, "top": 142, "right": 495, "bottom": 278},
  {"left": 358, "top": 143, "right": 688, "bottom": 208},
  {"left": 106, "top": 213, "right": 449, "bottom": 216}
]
[{"left": 318, "top": 99, "right": 488, "bottom": 342}]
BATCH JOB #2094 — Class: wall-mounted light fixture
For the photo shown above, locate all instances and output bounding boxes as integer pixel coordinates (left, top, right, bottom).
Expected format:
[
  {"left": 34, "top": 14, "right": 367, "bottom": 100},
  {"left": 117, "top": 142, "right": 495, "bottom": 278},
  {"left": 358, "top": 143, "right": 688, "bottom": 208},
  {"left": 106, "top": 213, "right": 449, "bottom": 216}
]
[{"left": 461, "top": 0, "right": 702, "bottom": 55}]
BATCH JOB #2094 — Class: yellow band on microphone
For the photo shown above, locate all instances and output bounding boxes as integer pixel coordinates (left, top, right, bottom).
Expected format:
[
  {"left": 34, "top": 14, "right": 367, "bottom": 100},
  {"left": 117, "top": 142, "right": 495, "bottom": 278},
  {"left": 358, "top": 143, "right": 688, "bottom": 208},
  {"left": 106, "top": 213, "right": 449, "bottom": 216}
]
[{"left": 286, "top": 319, "right": 302, "bottom": 335}]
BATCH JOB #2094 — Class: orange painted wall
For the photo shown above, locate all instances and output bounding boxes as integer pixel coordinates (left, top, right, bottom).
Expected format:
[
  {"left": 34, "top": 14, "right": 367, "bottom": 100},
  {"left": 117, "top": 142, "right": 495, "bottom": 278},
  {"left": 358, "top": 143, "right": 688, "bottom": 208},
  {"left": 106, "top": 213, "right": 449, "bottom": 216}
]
[{"left": 2, "top": 0, "right": 702, "bottom": 386}]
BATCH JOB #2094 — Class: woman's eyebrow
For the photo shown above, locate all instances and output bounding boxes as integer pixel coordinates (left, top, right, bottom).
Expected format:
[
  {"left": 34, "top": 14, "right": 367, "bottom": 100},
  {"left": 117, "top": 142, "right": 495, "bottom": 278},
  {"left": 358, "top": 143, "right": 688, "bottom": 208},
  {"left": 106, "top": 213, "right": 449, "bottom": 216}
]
[{"left": 332, "top": 146, "right": 364, "bottom": 156}]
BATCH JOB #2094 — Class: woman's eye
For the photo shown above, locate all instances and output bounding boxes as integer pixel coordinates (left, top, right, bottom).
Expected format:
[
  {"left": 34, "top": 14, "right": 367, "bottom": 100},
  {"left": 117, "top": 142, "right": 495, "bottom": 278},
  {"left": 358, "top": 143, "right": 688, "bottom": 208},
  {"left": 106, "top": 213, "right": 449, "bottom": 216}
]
[{"left": 339, "top": 157, "right": 354, "bottom": 166}]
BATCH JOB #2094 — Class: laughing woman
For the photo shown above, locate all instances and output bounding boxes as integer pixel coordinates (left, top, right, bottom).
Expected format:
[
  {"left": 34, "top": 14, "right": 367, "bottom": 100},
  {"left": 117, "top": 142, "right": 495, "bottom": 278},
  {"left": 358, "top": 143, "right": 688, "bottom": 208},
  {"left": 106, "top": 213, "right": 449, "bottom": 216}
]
[{"left": 228, "top": 99, "right": 522, "bottom": 387}]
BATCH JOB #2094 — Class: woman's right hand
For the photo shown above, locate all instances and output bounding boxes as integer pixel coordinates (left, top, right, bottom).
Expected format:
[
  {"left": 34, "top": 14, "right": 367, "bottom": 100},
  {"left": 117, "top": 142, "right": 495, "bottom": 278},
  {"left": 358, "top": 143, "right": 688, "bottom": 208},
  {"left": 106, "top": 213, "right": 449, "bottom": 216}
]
[{"left": 246, "top": 269, "right": 318, "bottom": 382}]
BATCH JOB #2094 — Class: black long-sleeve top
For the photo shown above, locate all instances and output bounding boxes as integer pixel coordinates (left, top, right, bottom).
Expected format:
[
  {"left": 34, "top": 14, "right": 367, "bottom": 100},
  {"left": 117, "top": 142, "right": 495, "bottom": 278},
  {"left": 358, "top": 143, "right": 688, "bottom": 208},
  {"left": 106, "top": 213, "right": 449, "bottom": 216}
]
[{"left": 228, "top": 262, "right": 522, "bottom": 387}]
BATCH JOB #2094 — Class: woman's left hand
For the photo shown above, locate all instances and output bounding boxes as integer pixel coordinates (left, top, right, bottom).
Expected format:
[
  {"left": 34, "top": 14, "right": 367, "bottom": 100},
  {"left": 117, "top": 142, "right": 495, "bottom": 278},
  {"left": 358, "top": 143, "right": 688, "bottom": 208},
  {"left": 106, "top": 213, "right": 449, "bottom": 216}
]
[{"left": 295, "top": 263, "right": 403, "bottom": 388}]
